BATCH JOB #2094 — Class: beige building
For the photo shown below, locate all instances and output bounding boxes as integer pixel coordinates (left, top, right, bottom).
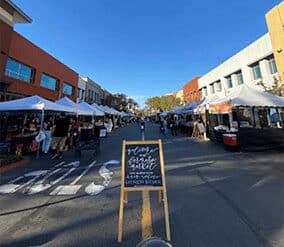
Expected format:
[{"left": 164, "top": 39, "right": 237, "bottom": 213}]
[
  {"left": 266, "top": 1, "right": 284, "bottom": 85},
  {"left": 81, "top": 77, "right": 103, "bottom": 105}
]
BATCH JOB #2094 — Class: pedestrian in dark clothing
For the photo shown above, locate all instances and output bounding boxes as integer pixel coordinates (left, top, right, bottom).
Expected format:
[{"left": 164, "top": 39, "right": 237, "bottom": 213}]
[
  {"left": 51, "top": 113, "right": 71, "bottom": 159},
  {"left": 170, "top": 118, "right": 177, "bottom": 136}
]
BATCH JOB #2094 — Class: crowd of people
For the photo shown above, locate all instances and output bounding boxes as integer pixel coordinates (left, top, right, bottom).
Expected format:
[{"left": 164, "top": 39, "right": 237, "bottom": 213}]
[
  {"left": 157, "top": 114, "right": 206, "bottom": 139},
  {"left": 0, "top": 112, "right": 132, "bottom": 158}
]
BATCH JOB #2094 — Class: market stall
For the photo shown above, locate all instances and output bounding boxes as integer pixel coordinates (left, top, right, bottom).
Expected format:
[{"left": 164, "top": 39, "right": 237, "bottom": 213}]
[
  {"left": 78, "top": 102, "right": 106, "bottom": 137},
  {"left": 0, "top": 95, "right": 75, "bottom": 155},
  {"left": 208, "top": 85, "right": 284, "bottom": 151},
  {"left": 56, "top": 97, "right": 93, "bottom": 116}
]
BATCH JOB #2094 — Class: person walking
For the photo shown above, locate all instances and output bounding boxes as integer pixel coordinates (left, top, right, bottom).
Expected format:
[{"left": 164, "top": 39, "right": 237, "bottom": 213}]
[
  {"left": 42, "top": 116, "right": 53, "bottom": 154},
  {"left": 51, "top": 113, "right": 71, "bottom": 159},
  {"left": 170, "top": 118, "right": 177, "bottom": 136},
  {"left": 163, "top": 118, "right": 168, "bottom": 134}
]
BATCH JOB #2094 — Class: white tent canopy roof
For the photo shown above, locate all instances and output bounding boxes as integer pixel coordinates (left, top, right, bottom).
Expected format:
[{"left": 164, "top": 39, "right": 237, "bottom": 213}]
[
  {"left": 169, "top": 106, "right": 184, "bottom": 114},
  {"left": 160, "top": 112, "right": 168, "bottom": 117},
  {"left": 78, "top": 102, "right": 105, "bottom": 116},
  {"left": 56, "top": 97, "right": 93, "bottom": 115},
  {"left": 210, "top": 84, "right": 284, "bottom": 107},
  {"left": 110, "top": 107, "right": 122, "bottom": 115},
  {"left": 0, "top": 95, "right": 75, "bottom": 112},
  {"left": 96, "top": 105, "right": 113, "bottom": 114},
  {"left": 91, "top": 103, "right": 107, "bottom": 113}
]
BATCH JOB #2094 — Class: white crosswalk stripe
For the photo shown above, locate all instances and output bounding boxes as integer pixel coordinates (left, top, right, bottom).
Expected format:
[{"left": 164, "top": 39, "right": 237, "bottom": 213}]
[{"left": 0, "top": 159, "right": 119, "bottom": 196}]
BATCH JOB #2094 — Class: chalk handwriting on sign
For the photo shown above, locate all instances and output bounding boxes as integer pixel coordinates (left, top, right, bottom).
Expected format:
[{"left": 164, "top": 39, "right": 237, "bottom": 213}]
[{"left": 124, "top": 144, "right": 162, "bottom": 187}]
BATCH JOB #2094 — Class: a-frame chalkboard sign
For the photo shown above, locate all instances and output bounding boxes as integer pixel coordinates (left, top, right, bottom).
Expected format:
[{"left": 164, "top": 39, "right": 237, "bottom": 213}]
[{"left": 118, "top": 139, "right": 170, "bottom": 242}]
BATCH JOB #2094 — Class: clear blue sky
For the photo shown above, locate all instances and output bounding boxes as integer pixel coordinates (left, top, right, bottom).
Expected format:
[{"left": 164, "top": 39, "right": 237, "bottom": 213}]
[{"left": 13, "top": 0, "right": 282, "bottom": 107}]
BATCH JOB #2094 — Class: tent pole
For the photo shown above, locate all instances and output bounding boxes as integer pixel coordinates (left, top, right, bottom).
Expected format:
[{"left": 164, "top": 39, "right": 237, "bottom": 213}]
[
  {"left": 36, "top": 108, "right": 45, "bottom": 160},
  {"left": 22, "top": 113, "right": 28, "bottom": 134}
]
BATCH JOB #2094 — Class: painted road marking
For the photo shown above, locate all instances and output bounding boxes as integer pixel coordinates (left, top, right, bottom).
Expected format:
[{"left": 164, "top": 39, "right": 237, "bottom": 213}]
[
  {"left": 55, "top": 161, "right": 66, "bottom": 167},
  {"left": 142, "top": 190, "right": 153, "bottom": 240},
  {"left": 0, "top": 160, "right": 118, "bottom": 196},
  {"left": 71, "top": 161, "right": 96, "bottom": 185},
  {"left": 26, "top": 168, "right": 62, "bottom": 195},
  {"left": 0, "top": 170, "right": 48, "bottom": 194},
  {"left": 25, "top": 161, "right": 78, "bottom": 195},
  {"left": 85, "top": 183, "right": 104, "bottom": 195},
  {"left": 85, "top": 160, "right": 118, "bottom": 195},
  {"left": 50, "top": 161, "right": 96, "bottom": 195}
]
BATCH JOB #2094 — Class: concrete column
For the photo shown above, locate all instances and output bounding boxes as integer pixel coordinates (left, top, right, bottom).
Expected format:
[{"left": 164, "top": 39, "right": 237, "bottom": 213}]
[
  {"left": 259, "top": 59, "right": 273, "bottom": 87},
  {"left": 242, "top": 66, "right": 252, "bottom": 86},
  {"left": 220, "top": 77, "right": 228, "bottom": 97}
]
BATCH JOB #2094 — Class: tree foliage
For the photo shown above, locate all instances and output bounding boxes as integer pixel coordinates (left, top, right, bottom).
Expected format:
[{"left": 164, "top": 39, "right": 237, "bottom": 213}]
[
  {"left": 259, "top": 77, "right": 284, "bottom": 96},
  {"left": 145, "top": 95, "right": 181, "bottom": 112}
]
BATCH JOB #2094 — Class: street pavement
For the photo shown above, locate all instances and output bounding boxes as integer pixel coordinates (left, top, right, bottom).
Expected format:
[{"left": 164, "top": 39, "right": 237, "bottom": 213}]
[{"left": 0, "top": 122, "right": 284, "bottom": 247}]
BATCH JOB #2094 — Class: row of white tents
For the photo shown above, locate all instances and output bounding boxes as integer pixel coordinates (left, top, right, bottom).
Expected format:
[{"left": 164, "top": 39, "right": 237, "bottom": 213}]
[
  {"left": 0, "top": 95, "right": 132, "bottom": 117},
  {"left": 167, "top": 84, "right": 284, "bottom": 116}
]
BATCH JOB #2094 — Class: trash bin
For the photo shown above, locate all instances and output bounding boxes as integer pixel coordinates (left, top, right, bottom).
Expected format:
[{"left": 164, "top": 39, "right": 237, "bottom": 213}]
[{"left": 223, "top": 133, "right": 238, "bottom": 151}]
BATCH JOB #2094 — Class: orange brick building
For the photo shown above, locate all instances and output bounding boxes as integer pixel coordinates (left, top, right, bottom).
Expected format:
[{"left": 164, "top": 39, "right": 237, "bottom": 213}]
[
  {"left": 0, "top": 0, "right": 78, "bottom": 102},
  {"left": 183, "top": 77, "right": 201, "bottom": 104}
]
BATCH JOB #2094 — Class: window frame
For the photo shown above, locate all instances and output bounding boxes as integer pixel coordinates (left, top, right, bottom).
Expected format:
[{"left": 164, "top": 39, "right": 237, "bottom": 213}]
[
  {"left": 269, "top": 58, "right": 277, "bottom": 74},
  {"left": 252, "top": 63, "right": 262, "bottom": 80},
  {"left": 4, "top": 58, "right": 35, "bottom": 83},
  {"left": 227, "top": 76, "right": 233, "bottom": 88},
  {"left": 62, "top": 82, "right": 74, "bottom": 96},
  {"left": 40, "top": 73, "right": 58, "bottom": 90}
]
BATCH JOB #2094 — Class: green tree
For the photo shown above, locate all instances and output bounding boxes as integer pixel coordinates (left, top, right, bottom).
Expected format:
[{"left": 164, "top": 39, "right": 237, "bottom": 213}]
[{"left": 145, "top": 95, "right": 180, "bottom": 112}]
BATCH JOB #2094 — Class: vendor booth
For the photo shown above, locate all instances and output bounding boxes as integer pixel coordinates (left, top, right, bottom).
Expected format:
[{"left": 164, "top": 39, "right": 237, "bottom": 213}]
[
  {"left": 208, "top": 85, "right": 284, "bottom": 151},
  {"left": 0, "top": 95, "right": 75, "bottom": 155}
]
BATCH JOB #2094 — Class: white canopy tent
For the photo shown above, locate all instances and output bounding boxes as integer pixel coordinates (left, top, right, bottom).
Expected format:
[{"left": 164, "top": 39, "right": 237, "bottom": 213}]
[
  {"left": 91, "top": 103, "right": 107, "bottom": 114},
  {"left": 0, "top": 95, "right": 75, "bottom": 112},
  {"left": 169, "top": 106, "right": 184, "bottom": 114},
  {"left": 210, "top": 84, "right": 284, "bottom": 108},
  {"left": 181, "top": 102, "right": 198, "bottom": 114},
  {"left": 78, "top": 102, "right": 105, "bottom": 116},
  {"left": 160, "top": 112, "right": 168, "bottom": 117},
  {"left": 93, "top": 104, "right": 112, "bottom": 114},
  {"left": 56, "top": 97, "right": 93, "bottom": 116},
  {"left": 100, "top": 105, "right": 117, "bottom": 115},
  {"left": 194, "top": 95, "right": 221, "bottom": 114},
  {"left": 110, "top": 107, "right": 122, "bottom": 116},
  {"left": 0, "top": 95, "right": 76, "bottom": 159}
]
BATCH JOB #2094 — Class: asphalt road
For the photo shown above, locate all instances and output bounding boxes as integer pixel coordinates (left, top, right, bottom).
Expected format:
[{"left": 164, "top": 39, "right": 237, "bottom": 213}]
[{"left": 0, "top": 122, "right": 284, "bottom": 247}]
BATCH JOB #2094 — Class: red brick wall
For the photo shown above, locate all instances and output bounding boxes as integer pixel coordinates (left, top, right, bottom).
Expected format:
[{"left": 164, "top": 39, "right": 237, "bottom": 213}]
[
  {"left": 2, "top": 30, "right": 78, "bottom": 101},
  {"left": 0, "top": 20, "right": 13, "bottom": 80},
  {"left": 183, "top": 77, "right": 201, "bottom": 104}
]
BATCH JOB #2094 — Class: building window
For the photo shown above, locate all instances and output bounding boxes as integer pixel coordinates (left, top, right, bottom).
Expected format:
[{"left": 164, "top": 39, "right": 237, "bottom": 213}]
[
  {"left": 81, "top": 90, "right": 85, "bottom": 100},
  {"left": 77, "top": 88, "right": 81, "bottom": 98},
  {"left": 227, "top": 77, "right": 233, "bottom": 88},
  {"left": 209, "top": 84, "right": 215, "bottom": 94},
  {"left": 62, "top": 82, "right": 73, "bottom": 95},
  {"left": 252, "top": 64, "right": 262, "bottom": 80},
  {"left": 202, "top": 87, "right": 208, "bottom": 98},
  {"left": 40, "top": 73, "right": 58, "bottom": 90},
  {"left": 269, "top": 58, "right": 277, "bottom": 74},
  {"left": 236, "top": 71, "right": 244, "bottom": 85},
  {"left": 199, "top": 89, "right": 203, "bottom": 99},
  {"left": 5, "top": 58, "right": 34, "bottom": 83},
  {"left": 215, "top": 81, "right": 222, "bottom": 92}
]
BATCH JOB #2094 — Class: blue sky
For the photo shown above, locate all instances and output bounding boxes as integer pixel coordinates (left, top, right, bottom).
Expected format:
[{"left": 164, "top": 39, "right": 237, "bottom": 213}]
[{"left": 13, "top": 0, "right": 282, "bottom": 107}]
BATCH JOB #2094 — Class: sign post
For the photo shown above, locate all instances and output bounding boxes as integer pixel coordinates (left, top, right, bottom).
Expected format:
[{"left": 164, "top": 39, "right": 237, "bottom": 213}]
[{"left": 118, "top": 139, "right": 171, "bottom": 243}]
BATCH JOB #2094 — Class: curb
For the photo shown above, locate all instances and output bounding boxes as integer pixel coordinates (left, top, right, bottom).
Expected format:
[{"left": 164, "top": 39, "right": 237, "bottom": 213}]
[{"left": 0, "top": 157, "right": 31, "bottom": 174}]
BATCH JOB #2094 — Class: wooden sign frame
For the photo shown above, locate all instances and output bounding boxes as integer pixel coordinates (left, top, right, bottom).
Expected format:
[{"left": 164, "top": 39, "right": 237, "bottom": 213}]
[{"left": 118, "top": 139, "right": 171, "bottom": 242}]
